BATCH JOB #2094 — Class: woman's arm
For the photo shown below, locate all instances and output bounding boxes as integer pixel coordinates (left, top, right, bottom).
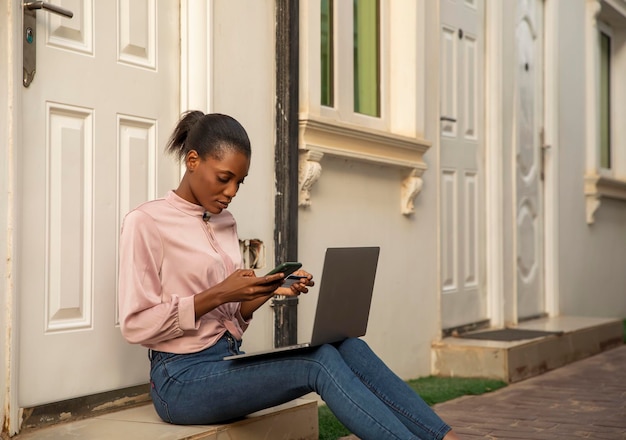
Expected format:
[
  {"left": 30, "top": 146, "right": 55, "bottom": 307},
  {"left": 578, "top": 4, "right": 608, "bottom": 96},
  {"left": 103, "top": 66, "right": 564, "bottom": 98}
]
[{"left": 118, "top": 210, "right": 196, "bottom": 345}]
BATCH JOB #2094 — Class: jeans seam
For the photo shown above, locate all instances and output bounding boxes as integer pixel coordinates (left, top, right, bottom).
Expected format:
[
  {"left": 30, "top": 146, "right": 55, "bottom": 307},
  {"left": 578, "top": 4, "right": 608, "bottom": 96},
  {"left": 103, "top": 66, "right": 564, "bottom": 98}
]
[{"left": 150, "top": 379, "right": 173, "bottom": 423}]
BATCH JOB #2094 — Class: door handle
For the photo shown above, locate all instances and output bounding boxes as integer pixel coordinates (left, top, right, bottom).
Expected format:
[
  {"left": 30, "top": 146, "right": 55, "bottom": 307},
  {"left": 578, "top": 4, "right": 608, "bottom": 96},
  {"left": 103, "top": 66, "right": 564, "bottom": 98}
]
[
  {"left": 23, "top": 1, "right": 74, "bottom": 87},
  {"left": 440, "top": 116, "right": 457, "bottom": 123},
  {"left": 24, "top": 1, "right": 74, "bottom": 18}
]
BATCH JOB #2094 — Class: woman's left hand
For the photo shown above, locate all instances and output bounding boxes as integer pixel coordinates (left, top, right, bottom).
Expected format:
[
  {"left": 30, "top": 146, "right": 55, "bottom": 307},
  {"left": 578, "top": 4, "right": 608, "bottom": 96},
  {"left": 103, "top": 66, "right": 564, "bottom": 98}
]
[{"left": 273, "top": 269, "right": 314, "bottom": 297}]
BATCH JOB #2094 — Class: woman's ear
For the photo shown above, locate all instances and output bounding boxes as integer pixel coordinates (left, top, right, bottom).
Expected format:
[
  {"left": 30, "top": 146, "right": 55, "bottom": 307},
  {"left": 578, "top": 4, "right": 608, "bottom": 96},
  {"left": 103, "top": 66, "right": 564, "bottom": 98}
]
[{"left": 185, "top": 150, "right": 200, "bottom": 171}]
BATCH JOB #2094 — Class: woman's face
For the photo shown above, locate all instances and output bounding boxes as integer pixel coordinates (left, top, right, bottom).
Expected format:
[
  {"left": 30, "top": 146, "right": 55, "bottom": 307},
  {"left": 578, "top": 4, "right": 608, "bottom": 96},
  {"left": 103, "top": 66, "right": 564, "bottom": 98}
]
[{"left": 184, "top": 148, "right": 250, "bottom": 214}]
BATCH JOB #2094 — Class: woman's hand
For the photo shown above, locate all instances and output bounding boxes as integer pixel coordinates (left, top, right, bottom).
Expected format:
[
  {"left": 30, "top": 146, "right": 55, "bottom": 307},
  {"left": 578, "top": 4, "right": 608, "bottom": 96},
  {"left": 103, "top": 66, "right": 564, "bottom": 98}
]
[
  {"left": 194, "top": 269, "right": 284, "bottom": 320},
  {"left": 273, "top": 269, "right": 315, "bottom": 297},
  {"left": 194, "top": 269, "right": 315, "bottom": 320},
  {"left": 218, "top": 269, "right": 286, "bottom": 302},
  {"left": 238, "top": 269, "right": 314, "bottom": 320}
]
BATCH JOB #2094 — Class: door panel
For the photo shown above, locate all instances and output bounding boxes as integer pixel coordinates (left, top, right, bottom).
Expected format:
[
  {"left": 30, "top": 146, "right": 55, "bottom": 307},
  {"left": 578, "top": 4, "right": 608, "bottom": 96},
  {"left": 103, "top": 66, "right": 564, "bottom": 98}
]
[
  {"left": 18, "top": 0, "right": 180, "bottom": 406},
  {"left": 440, "top": 0, "right": 487, "bottom": 330},
  {"left": 515, "top": 0, "right": 545, "bottom": 319}
]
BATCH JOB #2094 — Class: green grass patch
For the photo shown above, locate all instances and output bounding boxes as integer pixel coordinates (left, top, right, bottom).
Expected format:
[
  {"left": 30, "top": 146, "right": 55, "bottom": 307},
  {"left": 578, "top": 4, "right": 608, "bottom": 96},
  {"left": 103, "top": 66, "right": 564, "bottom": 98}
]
[
  {"left": 318, "top": 376, "right": 507, "bottom": 440},
  {"left": 318, "top": 405, "right": 351, "bottom": 440},
  {"left": 405, "top": 376, "right": 507, "bottom": 406}
]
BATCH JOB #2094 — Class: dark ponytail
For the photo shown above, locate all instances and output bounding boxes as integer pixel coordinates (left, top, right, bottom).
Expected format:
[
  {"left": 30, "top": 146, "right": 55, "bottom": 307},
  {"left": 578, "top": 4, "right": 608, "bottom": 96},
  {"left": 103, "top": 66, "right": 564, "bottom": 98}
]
[{"left": 165, "top": 111, "right": 251, "bottom": 161}]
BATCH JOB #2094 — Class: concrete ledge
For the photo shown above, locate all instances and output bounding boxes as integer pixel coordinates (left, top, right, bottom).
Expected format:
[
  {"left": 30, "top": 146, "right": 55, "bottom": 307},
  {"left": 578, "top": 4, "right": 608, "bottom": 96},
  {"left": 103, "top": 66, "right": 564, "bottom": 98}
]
[
  {"left": 15, "top": 398, "right": 319, "bottom": 440},
  {"left": 432, "top": 316, "right": 623, "bottom": 383}
]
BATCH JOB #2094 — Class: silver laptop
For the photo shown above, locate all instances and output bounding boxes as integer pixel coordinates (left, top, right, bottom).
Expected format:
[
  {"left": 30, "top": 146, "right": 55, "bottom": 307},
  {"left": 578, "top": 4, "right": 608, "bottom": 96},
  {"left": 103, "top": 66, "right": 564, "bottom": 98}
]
[{"left": 224, "top": 247, "right": 380, "bottom": 361}]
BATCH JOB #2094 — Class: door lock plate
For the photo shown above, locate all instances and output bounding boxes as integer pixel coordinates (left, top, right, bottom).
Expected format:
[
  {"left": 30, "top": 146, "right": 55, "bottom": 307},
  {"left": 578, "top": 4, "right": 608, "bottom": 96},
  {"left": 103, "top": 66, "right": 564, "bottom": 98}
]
[{"left": 22, "top": 1, "right": 74, "bottom": 87}]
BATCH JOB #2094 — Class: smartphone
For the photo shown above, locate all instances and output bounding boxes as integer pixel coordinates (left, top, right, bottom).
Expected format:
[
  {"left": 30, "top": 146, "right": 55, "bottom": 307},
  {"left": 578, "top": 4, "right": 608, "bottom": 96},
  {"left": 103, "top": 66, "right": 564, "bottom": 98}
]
[{"left": 265, "top": 262, "right": 302, "bottom": 277}]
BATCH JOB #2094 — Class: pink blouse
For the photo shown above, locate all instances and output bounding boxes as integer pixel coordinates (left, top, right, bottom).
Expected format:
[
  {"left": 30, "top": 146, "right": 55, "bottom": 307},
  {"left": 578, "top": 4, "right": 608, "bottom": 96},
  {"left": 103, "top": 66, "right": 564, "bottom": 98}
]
[{"left": 118, "top": 190, "right": 249, "bottom": 354}]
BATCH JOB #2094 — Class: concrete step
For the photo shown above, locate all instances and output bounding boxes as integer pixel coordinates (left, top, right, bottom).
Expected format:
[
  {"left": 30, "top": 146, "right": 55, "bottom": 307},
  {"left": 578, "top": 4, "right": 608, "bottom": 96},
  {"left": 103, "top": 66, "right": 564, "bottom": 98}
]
[
  {"left": 432, "top": 316, "right": 623, "bottom": 383},
  {"left": 15, "top": 398, "right": 319, "bottom": 440}
]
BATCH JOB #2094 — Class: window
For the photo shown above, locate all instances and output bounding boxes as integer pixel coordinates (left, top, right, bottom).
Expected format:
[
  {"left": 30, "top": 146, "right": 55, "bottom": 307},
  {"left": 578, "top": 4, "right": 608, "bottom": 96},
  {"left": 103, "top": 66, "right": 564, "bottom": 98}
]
[
  {"left": 320, "top": 0, "right": 381, "bottom": 119},
  {"left": 584, "top": 2, "right": 626, "bottom": 223},
  {"left": 299, "top": 1, "right": 431, "bottom": 214},
  {"left": 315, "top": 0, "right": 386, "bottom": 129}
]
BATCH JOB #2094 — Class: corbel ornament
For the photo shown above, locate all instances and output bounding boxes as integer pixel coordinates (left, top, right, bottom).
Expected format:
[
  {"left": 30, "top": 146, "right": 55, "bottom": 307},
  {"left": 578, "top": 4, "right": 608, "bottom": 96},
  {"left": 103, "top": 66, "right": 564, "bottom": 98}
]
[
  {"left": 298, "top": 117, "right": 430, "bottom": 215},
  {"left": 401, "top": 169, "right": 424, "bottom": 215},
  {"left": 584, "top": 174, "right": 626, "bottom": 224},
  {"left": 298, "top": 149, "right": 324, "bottom": 207}
]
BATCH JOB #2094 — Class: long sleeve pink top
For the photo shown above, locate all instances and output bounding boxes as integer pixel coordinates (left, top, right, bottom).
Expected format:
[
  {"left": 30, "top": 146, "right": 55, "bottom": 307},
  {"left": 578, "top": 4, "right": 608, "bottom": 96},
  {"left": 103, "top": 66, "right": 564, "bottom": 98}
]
[{"left": 118, "top": 190, "right": 249, "bottom": 354}]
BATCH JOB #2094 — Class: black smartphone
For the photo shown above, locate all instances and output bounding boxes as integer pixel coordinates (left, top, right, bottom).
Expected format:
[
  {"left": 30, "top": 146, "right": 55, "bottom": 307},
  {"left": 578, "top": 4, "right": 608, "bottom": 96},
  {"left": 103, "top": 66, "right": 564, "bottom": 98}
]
[{"left": 265, "top": 262, "right": 302, "bottom": 277}]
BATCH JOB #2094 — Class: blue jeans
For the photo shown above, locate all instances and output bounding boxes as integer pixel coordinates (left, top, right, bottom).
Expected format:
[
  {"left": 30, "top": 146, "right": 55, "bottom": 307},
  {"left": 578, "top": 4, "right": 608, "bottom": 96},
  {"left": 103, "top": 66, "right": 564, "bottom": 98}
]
[{"left": 149, "top": 334, "right": 451, "bottom": 440}]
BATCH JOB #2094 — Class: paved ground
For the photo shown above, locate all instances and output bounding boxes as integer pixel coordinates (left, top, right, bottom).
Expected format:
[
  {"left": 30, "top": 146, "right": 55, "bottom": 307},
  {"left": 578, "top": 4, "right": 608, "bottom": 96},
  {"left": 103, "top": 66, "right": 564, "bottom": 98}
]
[
  {"left": 341, "top": 345, "right": 625, "bottom": 439},
  {"left": 433, "top": 345, "right": 626, "bottom": 439}
]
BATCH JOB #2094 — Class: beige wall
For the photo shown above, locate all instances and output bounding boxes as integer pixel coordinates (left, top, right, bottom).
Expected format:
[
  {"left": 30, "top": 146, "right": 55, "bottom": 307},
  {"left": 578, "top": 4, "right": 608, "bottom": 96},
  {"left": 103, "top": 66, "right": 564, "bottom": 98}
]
[
  {"left": 298, "top": 154, "right": 441, "bottom": 379},
  {"left": 556, "top": 0, "right": 626, "bottom": 318},
  {"left": 210, "top": 0, "right": 278, "bottom": 349}
]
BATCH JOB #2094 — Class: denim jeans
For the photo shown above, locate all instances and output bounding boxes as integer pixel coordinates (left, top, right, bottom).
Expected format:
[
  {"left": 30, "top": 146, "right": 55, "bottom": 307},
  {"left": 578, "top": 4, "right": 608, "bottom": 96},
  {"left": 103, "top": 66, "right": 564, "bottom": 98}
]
[{"left": 149, "top": 334, "right": 451, "bottom": 440}]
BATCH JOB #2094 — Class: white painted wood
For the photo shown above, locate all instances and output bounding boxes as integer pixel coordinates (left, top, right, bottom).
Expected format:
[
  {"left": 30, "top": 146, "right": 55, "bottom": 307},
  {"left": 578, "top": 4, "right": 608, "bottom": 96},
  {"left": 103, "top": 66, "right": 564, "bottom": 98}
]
[
  {"left": 118, "top": 0, "right": 157, "bottom": 70},
  {"left": 484, "top": 0, "right": 505, "bottom": 327},
  {"left": 544, "top": 0, "right": 559, "bottom": 317},
  {"left": 440, "top": 0, "right": 487, "bottom": 329},
  {"left": 46, "top": 104, "right": 94, "bottom": 332},
  {"left": 18, "top": 0, "right": 180, "bottom": 406},
  {"left": 47, "top": 0, "right": 93, "bottom": 55},
  {"left": 515, "top": 0, "right": 545, "bottom": 320},
  {"left": 0, "top": 0, "right": 22, "bottom": 433}
]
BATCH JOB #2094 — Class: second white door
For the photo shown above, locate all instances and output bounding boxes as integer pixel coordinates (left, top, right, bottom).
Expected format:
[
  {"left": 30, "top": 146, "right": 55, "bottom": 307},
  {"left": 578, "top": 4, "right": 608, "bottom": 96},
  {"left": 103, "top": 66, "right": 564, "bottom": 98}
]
[{"left": 440, "top": 0, "right": 487, "bottom": 330}]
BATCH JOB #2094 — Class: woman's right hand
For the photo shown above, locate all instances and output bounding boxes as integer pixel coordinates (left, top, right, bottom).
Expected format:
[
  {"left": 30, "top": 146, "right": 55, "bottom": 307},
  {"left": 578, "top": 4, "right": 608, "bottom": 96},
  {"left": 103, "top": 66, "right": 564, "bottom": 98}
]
[
  {"left": 194, "top": 269, "right": 285, "bottom": 319},
  {"left": 217, "top": 269, "right": 286, "bottom": 302}
]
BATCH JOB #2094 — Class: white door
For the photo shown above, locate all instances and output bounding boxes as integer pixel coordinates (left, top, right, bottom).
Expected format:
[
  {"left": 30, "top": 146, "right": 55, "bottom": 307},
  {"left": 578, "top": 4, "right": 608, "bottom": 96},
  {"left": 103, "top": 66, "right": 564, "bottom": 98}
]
[
  {"left": 440, "top": 0, "right": 487, "bottom": 330},
  {"left": 515, "top": 0, "right": 545, "bottom": 320},
  {"left": 18, "top": 0, "right": 180, "bottom": 406}
]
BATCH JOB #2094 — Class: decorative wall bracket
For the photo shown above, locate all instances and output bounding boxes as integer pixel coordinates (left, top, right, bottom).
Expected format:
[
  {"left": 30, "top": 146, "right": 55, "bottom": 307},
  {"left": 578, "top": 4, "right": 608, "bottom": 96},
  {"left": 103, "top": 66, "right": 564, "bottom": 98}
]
[
  {"left": 401, "top": 169, "right": 424, "bottom": 215},
  {"left": 298, "top": 117, "right": 430, "bottom": 215},
  {"left": 298, "top": 149, "right": 324, "bottom": 207},
  {"left": 584, "top": 173, "right": 626, "bottom": 224}
]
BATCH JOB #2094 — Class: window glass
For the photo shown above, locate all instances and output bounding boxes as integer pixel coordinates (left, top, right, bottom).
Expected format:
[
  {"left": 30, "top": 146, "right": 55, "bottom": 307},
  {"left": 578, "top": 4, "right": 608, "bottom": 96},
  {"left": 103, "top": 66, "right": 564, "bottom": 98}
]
[
  {"left": 321, "top": 0, "right": 334, "bottom": 107},
  {"left": 599, "top": 30, "right": 611, "bottom": 169},
  {"left": 353, "top": 0, "right": 380, "bottom": 117}
]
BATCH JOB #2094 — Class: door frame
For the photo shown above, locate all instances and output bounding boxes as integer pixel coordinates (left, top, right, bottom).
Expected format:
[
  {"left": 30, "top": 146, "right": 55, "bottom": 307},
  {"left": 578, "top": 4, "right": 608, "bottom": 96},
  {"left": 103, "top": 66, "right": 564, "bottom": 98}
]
[
  {"left": 2, "top": 0, "right": 22, "bottom": 434},
  {"left": 483, "top": 0, "right": 558, "bottom": 329},
  {"left": 1, "top": 0, "right": 208, "bottom": 433},
  {"left": 484, "top": 0, "right": 506, "bottom": 328},
  {"left": 542, "top": 0, "right": 560, "bottom": 318}
]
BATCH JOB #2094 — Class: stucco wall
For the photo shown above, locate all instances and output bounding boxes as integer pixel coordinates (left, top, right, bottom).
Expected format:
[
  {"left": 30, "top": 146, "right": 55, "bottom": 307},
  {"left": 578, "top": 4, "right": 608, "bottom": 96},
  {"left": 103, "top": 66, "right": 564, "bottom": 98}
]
[
  {"left": 210, "top": 0, "right": 278, "bottom": 349},
  {"left": 556, "top": 0, "right": 626, "bottom": 318},
  {"left": 298, "top": 154, "right": 440, "bottom": 379}
]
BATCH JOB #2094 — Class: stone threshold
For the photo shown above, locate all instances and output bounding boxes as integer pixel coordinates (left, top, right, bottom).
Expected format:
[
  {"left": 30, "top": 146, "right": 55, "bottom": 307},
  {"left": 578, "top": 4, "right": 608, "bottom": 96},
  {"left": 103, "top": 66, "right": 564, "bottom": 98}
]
[
  {"left": 432, "top": 316, "right": 623, "bottom": 383},
  {"left": 14, "top": 398, "right": 319, "bottom": 440}
]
